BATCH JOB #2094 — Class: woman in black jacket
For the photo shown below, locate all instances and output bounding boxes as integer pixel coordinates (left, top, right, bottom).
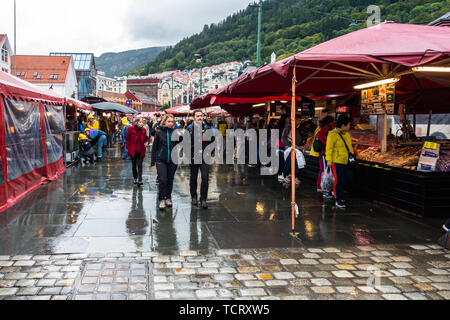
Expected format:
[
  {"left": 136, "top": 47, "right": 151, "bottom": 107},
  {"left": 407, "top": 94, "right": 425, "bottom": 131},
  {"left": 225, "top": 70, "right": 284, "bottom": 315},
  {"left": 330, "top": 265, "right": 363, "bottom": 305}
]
[{"left": 151, "top": 114, "right": 178, "bottom": 210}]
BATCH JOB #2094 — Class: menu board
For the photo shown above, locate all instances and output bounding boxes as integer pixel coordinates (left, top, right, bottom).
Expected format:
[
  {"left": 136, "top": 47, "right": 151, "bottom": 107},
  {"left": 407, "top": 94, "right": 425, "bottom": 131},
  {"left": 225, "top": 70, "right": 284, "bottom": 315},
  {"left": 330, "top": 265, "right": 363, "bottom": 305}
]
[{"left": 361, "top": 83, "right": 395, "bottom": 115}]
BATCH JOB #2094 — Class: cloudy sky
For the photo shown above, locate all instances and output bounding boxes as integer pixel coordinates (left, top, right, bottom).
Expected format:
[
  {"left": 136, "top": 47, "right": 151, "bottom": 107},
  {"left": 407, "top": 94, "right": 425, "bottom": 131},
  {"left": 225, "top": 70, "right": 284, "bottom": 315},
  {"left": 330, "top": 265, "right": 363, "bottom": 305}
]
[{"left": 0, "top": 0, "right": 251, "bottom": 56}]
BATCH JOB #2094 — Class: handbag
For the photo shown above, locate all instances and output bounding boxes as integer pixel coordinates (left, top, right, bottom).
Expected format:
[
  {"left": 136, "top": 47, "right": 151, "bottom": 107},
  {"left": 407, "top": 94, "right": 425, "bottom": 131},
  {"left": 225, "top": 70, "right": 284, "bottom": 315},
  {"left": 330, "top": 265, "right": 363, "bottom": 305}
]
[{"left": 337, "top": 132, "right": 357, "bottom": 165}]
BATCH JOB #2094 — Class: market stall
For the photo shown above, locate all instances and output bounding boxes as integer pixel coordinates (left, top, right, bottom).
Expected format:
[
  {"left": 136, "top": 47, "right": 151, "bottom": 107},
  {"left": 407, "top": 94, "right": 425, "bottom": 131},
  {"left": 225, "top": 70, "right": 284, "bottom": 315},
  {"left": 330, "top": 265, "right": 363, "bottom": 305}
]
[
  {"left": 190, "top": 22, "right": 450, "bottom": 218},
  {"left": 0, "top": 71, "right": 66, "bottom": 212}
]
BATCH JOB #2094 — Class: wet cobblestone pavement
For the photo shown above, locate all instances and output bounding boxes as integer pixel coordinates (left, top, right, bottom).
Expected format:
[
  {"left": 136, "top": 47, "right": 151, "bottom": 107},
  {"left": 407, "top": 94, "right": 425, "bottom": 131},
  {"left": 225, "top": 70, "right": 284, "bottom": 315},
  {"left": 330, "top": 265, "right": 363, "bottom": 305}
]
[
  {"left": 0, "top": 147, "right": 448, "bottom": 300},
  {"left": 0, "top": 245, "right": 449, "bottom": 300}
]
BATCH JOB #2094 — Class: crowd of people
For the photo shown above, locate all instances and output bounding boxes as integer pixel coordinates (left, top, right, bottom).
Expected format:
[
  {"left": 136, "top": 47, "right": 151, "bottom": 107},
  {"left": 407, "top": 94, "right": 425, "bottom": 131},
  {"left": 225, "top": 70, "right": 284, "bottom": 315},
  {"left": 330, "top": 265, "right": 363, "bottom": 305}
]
[{"left": 75, "top": 109, "right": 357, "bottom": 211}]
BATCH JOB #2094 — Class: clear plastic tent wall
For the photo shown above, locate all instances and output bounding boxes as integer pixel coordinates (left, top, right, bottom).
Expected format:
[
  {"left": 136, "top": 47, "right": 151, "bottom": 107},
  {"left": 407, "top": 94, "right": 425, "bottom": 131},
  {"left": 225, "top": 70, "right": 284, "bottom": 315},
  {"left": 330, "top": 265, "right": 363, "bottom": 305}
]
[
  {"left": 4, "top": 99, "right": 45, "bottom": 181},
  {"left": 0, "top": 97, "right": 66, "bottom": 211},
  {"left": 44, "top": 104, "right": 65, "bottom": 165}
]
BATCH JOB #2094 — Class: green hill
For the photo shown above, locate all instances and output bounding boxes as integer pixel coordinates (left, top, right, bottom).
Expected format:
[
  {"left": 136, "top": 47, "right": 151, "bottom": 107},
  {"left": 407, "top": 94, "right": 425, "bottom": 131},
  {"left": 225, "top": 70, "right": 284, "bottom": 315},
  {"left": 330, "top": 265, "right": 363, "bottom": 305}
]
[
  {"left": 129, "top": 0, "right": 449, "bottom": 76},
  {"left": 96, "top": 46, "right": 167, "bottom": 77}
]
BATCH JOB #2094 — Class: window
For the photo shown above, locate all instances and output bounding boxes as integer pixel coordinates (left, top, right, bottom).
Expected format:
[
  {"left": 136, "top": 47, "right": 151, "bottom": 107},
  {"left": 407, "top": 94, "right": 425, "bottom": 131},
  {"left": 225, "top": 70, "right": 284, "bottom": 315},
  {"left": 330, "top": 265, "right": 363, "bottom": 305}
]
[
  {"left": 1, "top": 45, "right": 8, "bottom": 63},
  {"left": 49, "top": 74, "right": 58, "bottom": 80},
  {"left": 33, "top": 72, "right": 38, "bottom": 77},
  {"left": 16, "top": 71, "right": 25, "bottom": 77}
]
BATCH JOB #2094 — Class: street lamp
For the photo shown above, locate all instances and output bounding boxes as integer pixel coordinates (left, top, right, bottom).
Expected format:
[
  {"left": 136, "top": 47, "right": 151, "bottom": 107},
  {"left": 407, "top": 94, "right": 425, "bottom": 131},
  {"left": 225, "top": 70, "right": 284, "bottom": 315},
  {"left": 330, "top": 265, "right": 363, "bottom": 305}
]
[
  {"left": 195, "top": 53, "right": 203, "bottom": 95},
  {"left": 250, "top": 0, "right": 263, "bottom": 67}
]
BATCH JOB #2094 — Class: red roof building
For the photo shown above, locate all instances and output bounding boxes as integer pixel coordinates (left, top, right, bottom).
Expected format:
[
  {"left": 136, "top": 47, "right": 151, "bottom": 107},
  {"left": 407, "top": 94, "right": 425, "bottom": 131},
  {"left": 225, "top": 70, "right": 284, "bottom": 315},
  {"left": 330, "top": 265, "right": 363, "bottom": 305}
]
[{"left": 11, "top": 55, "right": 78, "bottom": 98}]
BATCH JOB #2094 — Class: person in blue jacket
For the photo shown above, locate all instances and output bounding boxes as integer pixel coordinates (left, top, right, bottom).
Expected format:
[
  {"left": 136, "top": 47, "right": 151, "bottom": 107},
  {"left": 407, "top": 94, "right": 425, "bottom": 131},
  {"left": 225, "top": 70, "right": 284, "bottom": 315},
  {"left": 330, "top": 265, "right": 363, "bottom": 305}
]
[
  {"left": 121, "top": 117, "right": 132, "bottom": 160},
  {"left": 84, "top": 128, "right": 107, "bottom": 162}
]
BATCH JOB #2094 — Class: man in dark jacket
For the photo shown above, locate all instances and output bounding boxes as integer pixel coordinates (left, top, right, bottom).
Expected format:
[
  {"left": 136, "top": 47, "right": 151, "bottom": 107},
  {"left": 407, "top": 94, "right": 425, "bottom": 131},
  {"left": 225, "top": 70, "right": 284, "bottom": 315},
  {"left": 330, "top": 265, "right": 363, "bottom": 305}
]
[{"left": 186, "top": 110, "right": 213, "bottom": 209}]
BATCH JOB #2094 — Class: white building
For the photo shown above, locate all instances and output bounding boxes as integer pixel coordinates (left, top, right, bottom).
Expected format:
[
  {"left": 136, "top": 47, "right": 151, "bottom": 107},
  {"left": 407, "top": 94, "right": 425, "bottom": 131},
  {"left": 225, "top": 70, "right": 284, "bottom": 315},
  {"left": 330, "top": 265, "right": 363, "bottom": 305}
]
[
  {"left": 96, "top": 71, "right": 126, "bottom": 94},
  {"left": 11, "top": 55, "right": 78, "bottom": 98},
  {"left": 0, "top": 34, "right": 12, "bottom": 73}
]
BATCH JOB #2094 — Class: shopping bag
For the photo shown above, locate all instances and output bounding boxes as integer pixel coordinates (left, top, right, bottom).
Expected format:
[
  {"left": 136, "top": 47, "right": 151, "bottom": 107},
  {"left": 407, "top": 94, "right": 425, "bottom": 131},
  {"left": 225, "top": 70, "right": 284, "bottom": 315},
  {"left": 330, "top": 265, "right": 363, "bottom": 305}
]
[{"left": 320, "top": 167, "right": 335, "bottom": 192}]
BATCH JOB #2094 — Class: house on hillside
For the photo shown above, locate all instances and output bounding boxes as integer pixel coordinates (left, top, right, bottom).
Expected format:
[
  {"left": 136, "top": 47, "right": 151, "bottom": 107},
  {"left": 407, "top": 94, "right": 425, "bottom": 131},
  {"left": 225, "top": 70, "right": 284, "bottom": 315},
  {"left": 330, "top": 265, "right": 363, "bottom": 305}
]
[
  {"left": 11, "top": 55, "right": 78, "bottom": 98},
  {"left": 204, "top": 77, "right": 229, "bottom": 93},
  {"left": 0, "top": 34, "right": 13, "bottom": 73},
  {"left": 158, "top": 79, "right": 183, "bottom": 106}
]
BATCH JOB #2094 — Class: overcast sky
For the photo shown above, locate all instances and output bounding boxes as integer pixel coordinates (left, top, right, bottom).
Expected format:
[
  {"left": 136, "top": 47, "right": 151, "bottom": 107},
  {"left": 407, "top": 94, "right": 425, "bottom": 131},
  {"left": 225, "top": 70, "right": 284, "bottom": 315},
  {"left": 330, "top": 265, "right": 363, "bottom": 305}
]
[{"left": 0, "top": 0, "right": 251, "bottom": 56}]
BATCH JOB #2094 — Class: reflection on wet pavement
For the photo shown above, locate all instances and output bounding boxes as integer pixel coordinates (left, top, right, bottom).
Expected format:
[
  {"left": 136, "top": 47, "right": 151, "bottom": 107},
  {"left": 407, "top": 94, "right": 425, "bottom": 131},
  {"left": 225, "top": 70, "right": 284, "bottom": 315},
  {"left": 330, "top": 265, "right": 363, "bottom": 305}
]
[{"left": 0, "top": 147, "right": 444, "bottom": 255}]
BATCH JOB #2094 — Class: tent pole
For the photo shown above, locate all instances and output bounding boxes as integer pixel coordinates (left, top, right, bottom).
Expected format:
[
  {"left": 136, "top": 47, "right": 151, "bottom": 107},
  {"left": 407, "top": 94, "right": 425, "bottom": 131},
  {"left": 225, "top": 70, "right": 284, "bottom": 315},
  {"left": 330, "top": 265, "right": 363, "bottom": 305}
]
[
  {"left": 291, "top": 61, "right": 297, "bottom": 237},
  {"left": 0, "top": 97, "right": 9, "bottom": 204}
]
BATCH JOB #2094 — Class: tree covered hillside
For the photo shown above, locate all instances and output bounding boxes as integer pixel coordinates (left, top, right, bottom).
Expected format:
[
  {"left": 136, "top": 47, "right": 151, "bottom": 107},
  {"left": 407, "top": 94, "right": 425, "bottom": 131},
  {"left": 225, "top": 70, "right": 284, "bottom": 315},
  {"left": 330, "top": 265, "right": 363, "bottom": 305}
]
[{"left": 128, "top": 0, "right": 449, "bottom": 75}]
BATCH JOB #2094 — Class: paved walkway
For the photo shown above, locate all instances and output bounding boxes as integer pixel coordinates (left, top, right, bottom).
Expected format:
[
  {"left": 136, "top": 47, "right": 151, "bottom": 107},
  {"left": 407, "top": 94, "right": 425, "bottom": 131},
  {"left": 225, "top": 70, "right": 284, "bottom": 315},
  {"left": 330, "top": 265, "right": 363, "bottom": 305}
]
[
  {"left": 0, "top": 245, "right": 449, "bottom": 300},
  {"left": 0, "top": 146, "right": 448, "bottom": 300},
  {"left": 0, "top": 147, "right": 444, "bottom": 255}
]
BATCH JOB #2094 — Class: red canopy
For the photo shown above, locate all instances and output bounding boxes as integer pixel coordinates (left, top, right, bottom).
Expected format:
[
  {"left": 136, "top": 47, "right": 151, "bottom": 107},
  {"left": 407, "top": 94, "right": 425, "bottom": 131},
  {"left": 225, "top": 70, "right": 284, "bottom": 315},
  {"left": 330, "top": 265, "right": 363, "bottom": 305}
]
[
  {"left": 166, "top": 105, "right": 191, "bottom": 116},
  {"left": 66, "top": 97, "right": 92, "bottom": 111},
  {"left": 191, "top": 22, "right": 450, "bottom": 111},
  {"left": 0, "top": 70, "right": 65, "bottom": 105},
  {"left": 0, "top": 71, "right": 66, "bottom": 213}
]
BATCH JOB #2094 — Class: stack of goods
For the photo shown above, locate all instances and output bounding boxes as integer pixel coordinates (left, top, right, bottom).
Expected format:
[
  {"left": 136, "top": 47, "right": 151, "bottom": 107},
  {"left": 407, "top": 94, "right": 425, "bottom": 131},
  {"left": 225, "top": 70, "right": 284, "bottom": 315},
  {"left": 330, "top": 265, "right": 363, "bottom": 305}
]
[
  {"left": 436, "top": 150, "right": 450, "bottom": 172},
  {"left": 356, "top": 146, "right": 421, "bottom": 169}
]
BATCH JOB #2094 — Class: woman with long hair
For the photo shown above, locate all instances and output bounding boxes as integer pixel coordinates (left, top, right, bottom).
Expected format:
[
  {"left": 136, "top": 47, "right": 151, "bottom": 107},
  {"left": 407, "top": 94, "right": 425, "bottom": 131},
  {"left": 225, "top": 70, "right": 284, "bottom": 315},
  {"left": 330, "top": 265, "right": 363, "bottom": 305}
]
[{"left": 151, "top": 114, "right": 178, "bottom": 210}]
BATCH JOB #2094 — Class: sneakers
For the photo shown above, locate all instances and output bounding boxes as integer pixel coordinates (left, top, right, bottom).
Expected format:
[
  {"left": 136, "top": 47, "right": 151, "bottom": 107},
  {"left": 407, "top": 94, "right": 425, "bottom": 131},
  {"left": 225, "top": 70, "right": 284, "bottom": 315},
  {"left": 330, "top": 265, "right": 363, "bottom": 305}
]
[
  {"left": 165, "top": 199, "right": 172, "bottom": 207},
  {"left": 133, "top": 179, "right": 138, "bottom": 185},
  {"left": 201, "top": 200, "right": 208, "bottom": 209},
  {"left": 335, "top": 201, "right": 346, "bottom": 209},
  {"left": 191, "top": 198, "right": 198, "bottom": 206},
  {"left": 138, "top": 180, "right": 143, "bottom": 187},
  {"left": 278, "top": 175, "right": 285, "bottom": 182},
  {"left": 283, "top": 176, "right": 291, "bottom": 184},
  {"left": 159, "top": 200, "right": 166, "bottom": 210}
]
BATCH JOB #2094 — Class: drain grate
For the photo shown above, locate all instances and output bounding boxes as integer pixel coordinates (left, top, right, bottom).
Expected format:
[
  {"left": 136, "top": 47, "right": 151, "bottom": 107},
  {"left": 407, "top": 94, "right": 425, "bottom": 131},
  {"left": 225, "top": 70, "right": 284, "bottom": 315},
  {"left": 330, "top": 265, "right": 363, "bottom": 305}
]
[{"left": 70, "top": 259, "right": 153, "bottom": 300}]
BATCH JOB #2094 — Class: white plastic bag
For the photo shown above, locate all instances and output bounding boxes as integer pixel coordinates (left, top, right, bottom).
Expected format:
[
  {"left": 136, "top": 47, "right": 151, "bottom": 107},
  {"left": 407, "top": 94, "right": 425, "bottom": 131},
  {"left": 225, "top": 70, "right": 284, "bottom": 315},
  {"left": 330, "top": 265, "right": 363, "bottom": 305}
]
[{"left": 320, "top": 167, "right": 335, "bottom": 192}]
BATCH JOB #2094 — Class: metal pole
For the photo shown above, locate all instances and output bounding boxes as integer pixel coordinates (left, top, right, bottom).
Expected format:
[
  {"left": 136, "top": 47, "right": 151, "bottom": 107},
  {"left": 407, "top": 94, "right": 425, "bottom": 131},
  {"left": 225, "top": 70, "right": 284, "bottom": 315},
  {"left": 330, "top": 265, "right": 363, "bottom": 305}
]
[
  {"left": 14, "top": 0, "right": 17, "bottom": 75},
  {"left": 291, "top": 61, "right": 297, "bottom": 237},
  {"left": 200, "top": 60, "right": 203, "bottom": 95},
  {"left": 256, "top": 0, "right": 262, "bottom": 68},
  {"left": 427, "top": 110, "right": 432, "bottom": 137},
  {"left": 171, "top": 74, "right": 174, "bottom": 107}
]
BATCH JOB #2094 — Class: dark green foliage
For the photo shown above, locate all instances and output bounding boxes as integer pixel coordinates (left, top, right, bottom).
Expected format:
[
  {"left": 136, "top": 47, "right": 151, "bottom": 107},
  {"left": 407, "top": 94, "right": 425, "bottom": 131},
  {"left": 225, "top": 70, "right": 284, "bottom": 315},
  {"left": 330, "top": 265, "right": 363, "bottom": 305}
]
[
  {"left": 96, "top": 46, "right": 167, "bottom": 77},
  {"left": 131, "top": 0, "right": 449, "bottom": 75}
]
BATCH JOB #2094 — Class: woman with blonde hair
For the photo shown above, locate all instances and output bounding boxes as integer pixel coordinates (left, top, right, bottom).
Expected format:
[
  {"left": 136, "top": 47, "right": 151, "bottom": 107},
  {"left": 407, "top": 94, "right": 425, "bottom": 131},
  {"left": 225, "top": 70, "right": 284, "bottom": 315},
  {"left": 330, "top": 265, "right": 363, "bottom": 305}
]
[{"left": 151, "top": 114, "right": 178, "bottom": 210}]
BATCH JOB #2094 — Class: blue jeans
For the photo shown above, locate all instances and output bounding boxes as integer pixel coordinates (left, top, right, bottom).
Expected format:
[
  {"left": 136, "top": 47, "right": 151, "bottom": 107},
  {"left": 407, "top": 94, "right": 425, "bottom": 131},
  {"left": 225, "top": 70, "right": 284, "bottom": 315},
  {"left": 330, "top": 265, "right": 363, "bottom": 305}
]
[
  {"left": 123, "top": 146, "right": 130, "bottom": 159},
  {"left": 97, "top": 135, "right": 107, "bottom": 158}
]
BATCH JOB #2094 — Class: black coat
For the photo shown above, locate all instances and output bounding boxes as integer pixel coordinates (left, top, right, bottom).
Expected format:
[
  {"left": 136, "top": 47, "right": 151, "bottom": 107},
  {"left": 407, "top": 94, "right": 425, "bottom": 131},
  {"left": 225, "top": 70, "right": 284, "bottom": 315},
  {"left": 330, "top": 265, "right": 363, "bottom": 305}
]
[{"left": 151, "top": 127, "right": 177, "bottom": 165}]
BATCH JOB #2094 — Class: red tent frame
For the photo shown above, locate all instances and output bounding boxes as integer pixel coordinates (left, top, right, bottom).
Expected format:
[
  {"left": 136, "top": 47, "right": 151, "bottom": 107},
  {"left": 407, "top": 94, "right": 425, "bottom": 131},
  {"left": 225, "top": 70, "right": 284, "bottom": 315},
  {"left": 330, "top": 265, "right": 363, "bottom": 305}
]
[{"left": 0, "top": 71, "right": 66, "bottom": 212}]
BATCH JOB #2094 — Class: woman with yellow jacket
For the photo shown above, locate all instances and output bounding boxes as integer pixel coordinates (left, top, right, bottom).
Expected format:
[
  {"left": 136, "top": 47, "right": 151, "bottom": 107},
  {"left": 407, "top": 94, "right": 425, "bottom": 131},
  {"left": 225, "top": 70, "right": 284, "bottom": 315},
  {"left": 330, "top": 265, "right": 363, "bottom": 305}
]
[{"left": 324, "top": 115, "right": 353, "bottom": 209}]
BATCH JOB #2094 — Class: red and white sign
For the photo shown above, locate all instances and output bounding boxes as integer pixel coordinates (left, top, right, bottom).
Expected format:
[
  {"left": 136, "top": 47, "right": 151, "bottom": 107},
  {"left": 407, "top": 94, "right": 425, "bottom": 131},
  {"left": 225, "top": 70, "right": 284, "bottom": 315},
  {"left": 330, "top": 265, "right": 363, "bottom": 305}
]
[{"left": 336, "top": 106, "right": 350, "bottom": 113}]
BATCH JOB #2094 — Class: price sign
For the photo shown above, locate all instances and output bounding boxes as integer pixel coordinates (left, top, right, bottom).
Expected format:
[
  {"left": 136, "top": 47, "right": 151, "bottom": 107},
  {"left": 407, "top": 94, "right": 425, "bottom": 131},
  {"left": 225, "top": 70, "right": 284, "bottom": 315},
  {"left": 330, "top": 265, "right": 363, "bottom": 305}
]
[{"left": 424, "top": 142, "right": 437, "bottom": 150}]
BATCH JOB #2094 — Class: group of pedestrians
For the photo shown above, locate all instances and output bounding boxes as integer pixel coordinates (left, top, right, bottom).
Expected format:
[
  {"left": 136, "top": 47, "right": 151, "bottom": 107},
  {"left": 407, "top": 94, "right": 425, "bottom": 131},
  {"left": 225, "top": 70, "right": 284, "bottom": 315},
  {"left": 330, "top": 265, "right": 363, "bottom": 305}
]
[
  {"left": 122, "top": 111, "right": 213, "bottom": 211},
  {"left": 79, "top": 111, "right": 355, "bottom": 211}
]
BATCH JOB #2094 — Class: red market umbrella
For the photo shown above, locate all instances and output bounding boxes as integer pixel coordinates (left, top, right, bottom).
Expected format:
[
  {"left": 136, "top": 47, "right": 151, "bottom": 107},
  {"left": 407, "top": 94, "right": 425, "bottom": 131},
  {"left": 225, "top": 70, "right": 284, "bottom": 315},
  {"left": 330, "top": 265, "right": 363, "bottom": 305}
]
[{"left": 189, "top": 22, "right": 450, "bottom": 237}]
